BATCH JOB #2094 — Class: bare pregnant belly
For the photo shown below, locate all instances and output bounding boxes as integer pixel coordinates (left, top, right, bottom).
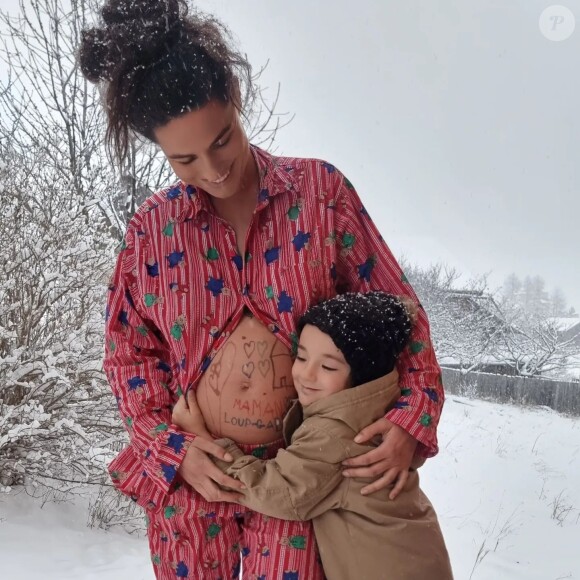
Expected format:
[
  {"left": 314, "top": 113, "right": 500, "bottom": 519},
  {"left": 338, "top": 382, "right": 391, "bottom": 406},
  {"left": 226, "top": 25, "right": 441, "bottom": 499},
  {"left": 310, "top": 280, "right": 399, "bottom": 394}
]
[{"left": 196, "top": 314, "right": 297, "bottom": 444}]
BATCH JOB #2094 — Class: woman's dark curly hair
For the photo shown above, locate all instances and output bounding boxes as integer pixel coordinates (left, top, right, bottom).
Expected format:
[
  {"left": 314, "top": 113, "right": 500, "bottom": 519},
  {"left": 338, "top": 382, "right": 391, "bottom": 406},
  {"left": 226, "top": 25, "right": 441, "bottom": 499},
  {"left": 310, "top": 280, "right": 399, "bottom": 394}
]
[{"left": 78, "top": 0, "right": 253, "bottom": 164}]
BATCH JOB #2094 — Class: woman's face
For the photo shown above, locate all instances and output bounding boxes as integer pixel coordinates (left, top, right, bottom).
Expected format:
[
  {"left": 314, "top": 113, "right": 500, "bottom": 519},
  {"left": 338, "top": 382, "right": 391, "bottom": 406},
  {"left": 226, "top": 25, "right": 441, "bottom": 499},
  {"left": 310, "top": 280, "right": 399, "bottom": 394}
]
[{"left": 153, "top": 100, "right": 254, "bottom": 201}]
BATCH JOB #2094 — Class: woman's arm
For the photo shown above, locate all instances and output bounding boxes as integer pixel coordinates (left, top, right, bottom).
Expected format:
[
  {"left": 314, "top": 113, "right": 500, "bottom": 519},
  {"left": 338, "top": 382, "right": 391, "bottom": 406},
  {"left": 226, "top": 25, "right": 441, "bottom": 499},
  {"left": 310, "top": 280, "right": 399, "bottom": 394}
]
[
  {"left": 328, "top": 165, "right": 444, "bottom": 496},
  {"left": 105, "top": 223, "right": 242, "bottom": 508}
]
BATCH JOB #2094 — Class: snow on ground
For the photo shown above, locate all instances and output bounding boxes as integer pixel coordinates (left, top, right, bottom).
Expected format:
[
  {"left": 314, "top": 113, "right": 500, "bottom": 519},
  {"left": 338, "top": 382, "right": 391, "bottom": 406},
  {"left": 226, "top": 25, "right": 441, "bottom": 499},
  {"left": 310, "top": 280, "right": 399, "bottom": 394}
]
[
  {"left": 0, "top": 492, "right": 153, "bottom": 580},
  {"left": 0, "top": 395, "right": 578, "bottom": 579},
  {"left": 423, "top": 396, "right": 580, "bottom": 580}
]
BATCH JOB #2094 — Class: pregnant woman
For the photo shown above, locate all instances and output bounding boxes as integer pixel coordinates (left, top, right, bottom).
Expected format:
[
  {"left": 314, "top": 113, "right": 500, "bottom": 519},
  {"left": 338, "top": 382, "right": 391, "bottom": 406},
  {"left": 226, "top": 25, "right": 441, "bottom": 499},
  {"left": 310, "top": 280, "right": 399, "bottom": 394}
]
[{"left": 80, "top": 1, "right": 445, "bottom": 578}]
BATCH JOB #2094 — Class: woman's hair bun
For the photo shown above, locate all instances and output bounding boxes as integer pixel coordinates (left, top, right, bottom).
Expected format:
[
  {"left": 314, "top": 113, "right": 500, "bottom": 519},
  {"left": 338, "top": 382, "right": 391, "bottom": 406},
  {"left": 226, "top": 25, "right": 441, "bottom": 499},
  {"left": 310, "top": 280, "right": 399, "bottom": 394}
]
[
  {"left": 79, "top": 0, "right": 187, "bottom": 82},
  {"left": 79, "top": 27, "right": 111, "bottom": 83},
  {"left": 101, "top": 0, "right": 181, "bottom": 28},
  {"left": 79, "top": 0, "right": 253, "bottom": 164}
]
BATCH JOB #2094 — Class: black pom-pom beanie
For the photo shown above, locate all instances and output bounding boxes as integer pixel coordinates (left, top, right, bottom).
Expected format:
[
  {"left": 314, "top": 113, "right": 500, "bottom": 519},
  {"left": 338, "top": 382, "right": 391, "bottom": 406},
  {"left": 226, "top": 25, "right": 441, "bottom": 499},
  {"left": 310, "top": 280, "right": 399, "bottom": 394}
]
[{"left": 297, "top": 291, "right": 416, "bottom": 387}]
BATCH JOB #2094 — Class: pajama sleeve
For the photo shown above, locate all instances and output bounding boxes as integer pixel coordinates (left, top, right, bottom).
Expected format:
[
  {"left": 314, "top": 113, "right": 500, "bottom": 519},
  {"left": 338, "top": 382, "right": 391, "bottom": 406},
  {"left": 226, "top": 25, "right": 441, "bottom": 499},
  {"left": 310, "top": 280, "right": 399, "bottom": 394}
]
[
  {"left": 103, "top": 223, "right": 195, "bottom": 510},
  {"left": 328, "top": 166, "right": 444, "bottom": 457},
  {"left": 212, "top": 429, "right": 347, "bottom": 521}
]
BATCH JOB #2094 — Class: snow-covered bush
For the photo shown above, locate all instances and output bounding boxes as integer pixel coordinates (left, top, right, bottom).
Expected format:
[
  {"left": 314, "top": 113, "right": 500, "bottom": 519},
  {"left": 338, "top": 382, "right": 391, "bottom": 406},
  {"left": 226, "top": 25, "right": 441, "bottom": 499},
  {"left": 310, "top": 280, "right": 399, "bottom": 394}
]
[
  {"left": 0, "top": 0, "right": 169, "bottom": 530},
  {"left": 0, "top": 143, "right": 128, "bottom": 497},
  {"left": 87, "top": 485, "right": 145, "bottom": 533}
]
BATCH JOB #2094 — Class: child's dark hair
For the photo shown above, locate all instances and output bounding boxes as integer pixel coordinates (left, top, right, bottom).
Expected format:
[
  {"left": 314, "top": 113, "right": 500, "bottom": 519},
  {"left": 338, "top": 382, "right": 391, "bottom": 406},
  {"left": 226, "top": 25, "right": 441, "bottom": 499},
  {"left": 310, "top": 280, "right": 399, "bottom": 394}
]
[
  {"left": 78, "top": 0, "right": 253, "bottom": 164},
  {"left": 297, "top": 292, "right": 417, "bottom": 387}
]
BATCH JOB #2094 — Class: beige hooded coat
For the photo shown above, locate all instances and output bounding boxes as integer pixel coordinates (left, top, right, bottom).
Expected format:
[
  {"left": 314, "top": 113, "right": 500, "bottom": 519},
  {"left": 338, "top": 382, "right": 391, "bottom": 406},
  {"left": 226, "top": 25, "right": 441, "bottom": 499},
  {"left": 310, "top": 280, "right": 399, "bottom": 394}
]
[{"left": 214, "top": 371, "right": 453, "bottom": 579}]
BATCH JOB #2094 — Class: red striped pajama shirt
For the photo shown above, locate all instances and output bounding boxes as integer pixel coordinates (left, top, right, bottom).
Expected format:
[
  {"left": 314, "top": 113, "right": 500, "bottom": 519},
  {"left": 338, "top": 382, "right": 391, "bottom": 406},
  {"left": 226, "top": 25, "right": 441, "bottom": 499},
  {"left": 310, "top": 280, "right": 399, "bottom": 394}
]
[{"left": 103, "top": 144, "right": 444, "bottom": 577}]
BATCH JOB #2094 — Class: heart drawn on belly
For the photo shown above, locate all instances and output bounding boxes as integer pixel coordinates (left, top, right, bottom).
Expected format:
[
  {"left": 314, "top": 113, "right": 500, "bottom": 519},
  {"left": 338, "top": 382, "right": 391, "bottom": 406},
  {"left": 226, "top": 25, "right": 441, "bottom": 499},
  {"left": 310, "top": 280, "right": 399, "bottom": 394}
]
[
  {"left": 242, "top": 362, "right": 255, "bottom": 378},
  {"left": 256, "top": 340, "right": 269, "bottom": 358},
  {"left": 257, "top": 359, "right": 271, "bottom": 377},
  {"left": 243, "top": 341, "right": 256, "bottom": 358},
  {"left": 208, "top": 362, "right": 222, "bottom": 396}
]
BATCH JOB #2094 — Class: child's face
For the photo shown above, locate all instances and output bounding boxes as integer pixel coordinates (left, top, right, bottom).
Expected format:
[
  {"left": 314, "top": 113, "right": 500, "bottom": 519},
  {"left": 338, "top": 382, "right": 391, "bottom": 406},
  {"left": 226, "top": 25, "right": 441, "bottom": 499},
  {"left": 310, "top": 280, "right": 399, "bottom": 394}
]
[{"left": 292, "top": 324, "right": 352, "bottom": 405}]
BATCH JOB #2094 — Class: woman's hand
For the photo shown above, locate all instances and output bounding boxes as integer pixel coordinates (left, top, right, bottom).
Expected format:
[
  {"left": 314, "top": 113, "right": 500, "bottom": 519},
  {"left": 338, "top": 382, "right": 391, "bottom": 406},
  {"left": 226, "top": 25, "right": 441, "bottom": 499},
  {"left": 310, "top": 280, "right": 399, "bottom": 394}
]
[
  {"left": 178, "top": 438, "right": 246, "bottom": 502},
  {"left": 342, "top": 417, "right": 418, "bottom": 500},
  {"left": 172, "top": 389, "right": 211, "bottom": 439},
  {"left": 173, "top": 389, "right": 245, "bottom": 501}
]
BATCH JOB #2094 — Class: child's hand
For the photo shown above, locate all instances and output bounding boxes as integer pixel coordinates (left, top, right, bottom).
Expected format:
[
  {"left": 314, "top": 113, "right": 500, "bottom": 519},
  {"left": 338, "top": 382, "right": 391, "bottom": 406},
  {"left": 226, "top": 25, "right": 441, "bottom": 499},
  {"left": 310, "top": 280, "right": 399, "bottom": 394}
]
[
  {"left": 172, "top": 389, "right": 211, "bottom": 439},
  {"left": 341, "top": 418, "right": 418, "bottom": 500}
]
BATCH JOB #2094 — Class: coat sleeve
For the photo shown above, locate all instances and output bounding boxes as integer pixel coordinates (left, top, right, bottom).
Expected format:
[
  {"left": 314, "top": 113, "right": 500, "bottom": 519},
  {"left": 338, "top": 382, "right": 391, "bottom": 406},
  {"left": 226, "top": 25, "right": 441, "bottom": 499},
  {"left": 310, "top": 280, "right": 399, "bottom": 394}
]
[
  {"left": 103, "top": 222, "right": 195, "bottom": 511},
  {"left": 212, "top": 429, "right": 347, "bottom": 521},
  {"left": 328, "top": 165, "right": 444, "bottom": 458}
]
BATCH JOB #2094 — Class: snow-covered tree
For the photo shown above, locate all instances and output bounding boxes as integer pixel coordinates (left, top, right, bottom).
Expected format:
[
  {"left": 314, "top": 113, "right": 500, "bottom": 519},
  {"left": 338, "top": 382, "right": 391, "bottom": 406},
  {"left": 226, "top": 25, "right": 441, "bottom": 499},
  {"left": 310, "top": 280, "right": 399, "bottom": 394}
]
[
  {"left": 492, "top": 302, "right": 580, "bottom": 378},
  {"left": 549, "top": 287, "right": 569, "bottom": 318},
  {"left": 502, "top": 273, "right": 573, "bottom": 319},
  {"left": 0, "top": 0, "right": 179, "bottom": 238},
  {"left": 0, "top": 0, "right": 151, "bottom": 508},
  {"left": 497, "top": 274, "right": 579, "bottom": 377},
  {"left": 400, "top": 261, "right": 507, "bottom": 373}
]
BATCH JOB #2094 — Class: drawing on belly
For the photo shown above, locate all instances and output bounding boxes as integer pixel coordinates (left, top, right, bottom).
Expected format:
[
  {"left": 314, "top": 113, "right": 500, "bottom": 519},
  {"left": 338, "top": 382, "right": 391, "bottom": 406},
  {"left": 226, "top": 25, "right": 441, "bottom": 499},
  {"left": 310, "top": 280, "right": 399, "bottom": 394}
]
[
  {"left": 256, "top": 340, "right": 268, "bottom": 358},
  {"left": 270, "top": 340, "right": 294, "bottom": 389},
  {"left": 232, "top": 397, "right": 292, "bottom": 418},
  {"left": 223, "top": 415, "right": 283, "bottom": 432},
  {"left": 243, "top": 341, "right": 255, "bottom": 358},
  {"left": 257, "top": 359, "right": 271, "bottom": 377},
  {"left": 242, "top": 362, "right": 255, "bottom": 378},
  {"left": 209, "top": 343, "right": 236, "bottom": 396},
  {"left": 207, "top": 362, "right": 222, "bottom": 396},
  {"left": 276, "top": 376, "right": 291, "bottom": 389},
  {"left": 204, "top": 342, "right": 235, "bottom": 428}
]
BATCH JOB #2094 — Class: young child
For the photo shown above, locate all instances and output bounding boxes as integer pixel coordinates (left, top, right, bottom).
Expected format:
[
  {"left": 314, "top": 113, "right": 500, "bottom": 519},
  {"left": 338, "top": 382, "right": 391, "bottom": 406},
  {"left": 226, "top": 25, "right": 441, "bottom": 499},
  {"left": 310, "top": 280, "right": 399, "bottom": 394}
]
[{"left": 173, "top": 292, "right": 453, "bottom": 580}]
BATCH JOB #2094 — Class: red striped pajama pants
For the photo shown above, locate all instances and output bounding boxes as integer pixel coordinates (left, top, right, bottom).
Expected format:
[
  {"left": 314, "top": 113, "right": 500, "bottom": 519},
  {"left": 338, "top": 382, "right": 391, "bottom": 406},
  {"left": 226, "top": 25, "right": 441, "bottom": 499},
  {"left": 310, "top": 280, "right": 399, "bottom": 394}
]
[{"left": 147, "top": 439, "right": 324, "bottom": 580}]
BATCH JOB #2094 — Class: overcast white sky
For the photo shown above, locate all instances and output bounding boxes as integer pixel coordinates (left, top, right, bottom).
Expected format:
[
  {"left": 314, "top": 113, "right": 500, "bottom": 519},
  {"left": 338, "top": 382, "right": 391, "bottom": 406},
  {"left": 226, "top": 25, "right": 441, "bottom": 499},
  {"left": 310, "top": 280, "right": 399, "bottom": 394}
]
[{"left": 2, "top": 0, "right": 579, "bottom": 309}]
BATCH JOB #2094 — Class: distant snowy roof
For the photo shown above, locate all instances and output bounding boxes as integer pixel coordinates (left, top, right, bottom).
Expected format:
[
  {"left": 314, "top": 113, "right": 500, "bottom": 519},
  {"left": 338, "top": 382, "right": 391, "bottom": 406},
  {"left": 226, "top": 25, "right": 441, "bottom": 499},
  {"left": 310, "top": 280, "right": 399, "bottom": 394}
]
[
  {"left": 547, "top": 317, "right": 580, "bottom": 332},
  {"left": 445, "top": 289, "right": 506, "bottom": 321}
]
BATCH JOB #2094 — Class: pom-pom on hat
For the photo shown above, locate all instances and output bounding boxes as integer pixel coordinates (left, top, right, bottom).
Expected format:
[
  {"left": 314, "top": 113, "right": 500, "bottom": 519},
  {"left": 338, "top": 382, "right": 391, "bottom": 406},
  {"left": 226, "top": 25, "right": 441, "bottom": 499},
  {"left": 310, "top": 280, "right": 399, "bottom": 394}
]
[{"left": 297, "top": 291, "right": 417, "bottom": 387}]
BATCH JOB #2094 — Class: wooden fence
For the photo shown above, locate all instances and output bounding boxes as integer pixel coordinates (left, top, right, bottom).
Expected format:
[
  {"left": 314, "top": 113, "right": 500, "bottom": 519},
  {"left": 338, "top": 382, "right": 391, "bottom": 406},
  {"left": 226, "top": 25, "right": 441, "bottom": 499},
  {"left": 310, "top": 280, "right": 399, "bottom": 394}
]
[{"left": 441, "top": 367, "right": 580, "bottom": 416}]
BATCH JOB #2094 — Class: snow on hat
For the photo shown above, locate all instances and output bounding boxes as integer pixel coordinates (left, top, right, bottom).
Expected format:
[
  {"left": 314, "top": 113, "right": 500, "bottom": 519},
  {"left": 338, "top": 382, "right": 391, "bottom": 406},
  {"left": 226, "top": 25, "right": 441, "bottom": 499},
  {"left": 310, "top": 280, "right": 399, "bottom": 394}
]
[{"left": 297, "top": 291, "right": 417, "bottom": 387}]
